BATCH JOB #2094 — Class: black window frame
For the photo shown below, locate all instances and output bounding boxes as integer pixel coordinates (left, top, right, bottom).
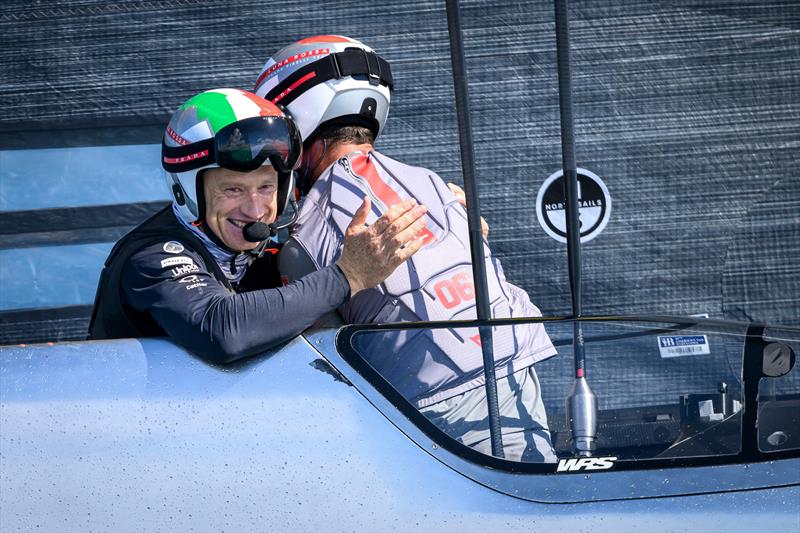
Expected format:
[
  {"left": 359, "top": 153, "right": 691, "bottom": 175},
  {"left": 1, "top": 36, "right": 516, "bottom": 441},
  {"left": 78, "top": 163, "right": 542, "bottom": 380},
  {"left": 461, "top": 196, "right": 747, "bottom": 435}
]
[{"left": 335, "top": 314, "right": 800, "bottom": 474}]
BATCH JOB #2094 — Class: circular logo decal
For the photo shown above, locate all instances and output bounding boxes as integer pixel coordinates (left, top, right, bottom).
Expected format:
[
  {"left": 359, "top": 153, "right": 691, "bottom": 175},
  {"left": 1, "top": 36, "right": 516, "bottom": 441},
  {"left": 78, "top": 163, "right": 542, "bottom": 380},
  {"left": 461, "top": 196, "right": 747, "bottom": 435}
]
[
  {"left": 162, "top": 241, "right": 185, "bottom": 254},
  {"left": 536, "top": 168, "right": 611, "bottom": 243}
]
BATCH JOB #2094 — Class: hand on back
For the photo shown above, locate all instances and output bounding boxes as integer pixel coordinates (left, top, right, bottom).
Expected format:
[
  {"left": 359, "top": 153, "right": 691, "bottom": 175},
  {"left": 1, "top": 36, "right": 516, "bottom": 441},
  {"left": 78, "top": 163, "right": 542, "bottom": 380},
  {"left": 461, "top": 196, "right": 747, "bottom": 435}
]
[
  {"left": 336, "top": 197, "right": 428, "bottom": 295},
  {"left": 447, "top": 183, "right": 489, "bottom": 239}
]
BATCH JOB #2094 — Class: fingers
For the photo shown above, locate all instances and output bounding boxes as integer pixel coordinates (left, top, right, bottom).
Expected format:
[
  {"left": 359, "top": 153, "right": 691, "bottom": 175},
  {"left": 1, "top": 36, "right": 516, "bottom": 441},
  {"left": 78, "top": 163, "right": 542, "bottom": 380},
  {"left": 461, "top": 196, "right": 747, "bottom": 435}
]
[
  {"left": 390, "top": 235, "right": 425, "bottom": 266},
  {"left": 387, "top": 216, "right": 427, "bottom": 250},
  {"left": 448, "top": 182, "right": 466, "bottom": 201},
  {"left": 448, "top": 183, "right": 489, "bottom": 238},
  {"left": 346, "top": 196, "right": 371, "bottom": 235},
  {"left": 370, "top": 198, "right": 418, "bottom": 234},
  {"left": 336, "top": 197, "right": 428, "bottom": 295},
  {"left": 384, "top": 203, "right": 427, "bottom": 240},
  {"left": 448, "top": 182, "right": 469, "bottom": 212}
]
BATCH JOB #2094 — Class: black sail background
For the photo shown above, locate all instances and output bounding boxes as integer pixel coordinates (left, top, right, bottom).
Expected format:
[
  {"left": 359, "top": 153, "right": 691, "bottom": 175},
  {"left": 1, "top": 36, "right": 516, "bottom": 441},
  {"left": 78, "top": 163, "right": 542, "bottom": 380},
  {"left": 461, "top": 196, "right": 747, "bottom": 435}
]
[{"left": 0, "top": 0, "right": 798, "bottom": 343}]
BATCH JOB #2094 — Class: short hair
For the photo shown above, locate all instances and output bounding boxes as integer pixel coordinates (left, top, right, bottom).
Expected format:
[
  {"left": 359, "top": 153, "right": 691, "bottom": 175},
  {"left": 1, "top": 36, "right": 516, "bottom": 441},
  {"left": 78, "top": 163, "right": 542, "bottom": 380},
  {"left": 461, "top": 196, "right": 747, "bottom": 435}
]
[{"left": 318, "top": 125, "right": 375, "bottom": 148}]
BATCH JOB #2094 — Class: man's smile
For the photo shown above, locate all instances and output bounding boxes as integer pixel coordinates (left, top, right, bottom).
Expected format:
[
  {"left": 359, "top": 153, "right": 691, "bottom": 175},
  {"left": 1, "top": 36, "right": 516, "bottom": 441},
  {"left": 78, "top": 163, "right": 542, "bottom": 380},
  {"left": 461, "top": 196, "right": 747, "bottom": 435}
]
[{"left": 228, "top": 218, "right": 257, "bottom": 229}]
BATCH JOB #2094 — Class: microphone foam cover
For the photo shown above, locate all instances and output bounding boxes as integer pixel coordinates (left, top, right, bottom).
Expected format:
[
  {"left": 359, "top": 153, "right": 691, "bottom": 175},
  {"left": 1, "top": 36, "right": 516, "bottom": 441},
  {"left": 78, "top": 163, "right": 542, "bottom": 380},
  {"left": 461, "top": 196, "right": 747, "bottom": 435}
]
[{"left": 243, "top": 221, "right": 271, "bottom": 242}]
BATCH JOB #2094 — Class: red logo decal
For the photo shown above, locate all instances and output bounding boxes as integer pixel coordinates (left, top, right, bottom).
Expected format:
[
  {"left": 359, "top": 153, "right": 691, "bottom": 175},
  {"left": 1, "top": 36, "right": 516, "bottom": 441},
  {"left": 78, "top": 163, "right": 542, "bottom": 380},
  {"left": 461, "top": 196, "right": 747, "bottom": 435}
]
[
  {"left": 256, "top": 48, "right": 330, "bottom": 89},
  {"left": 271, "top": 71, "right": 317, "bottom": 104},
  {"left": 166, "top": 126, "right": 190, "bottom": 146},
  {"left": 163, "top": 149, "right": 209, "bottom": 165},
  {"left": 349, "top": 155, "right": 437, "bottom": 245}
]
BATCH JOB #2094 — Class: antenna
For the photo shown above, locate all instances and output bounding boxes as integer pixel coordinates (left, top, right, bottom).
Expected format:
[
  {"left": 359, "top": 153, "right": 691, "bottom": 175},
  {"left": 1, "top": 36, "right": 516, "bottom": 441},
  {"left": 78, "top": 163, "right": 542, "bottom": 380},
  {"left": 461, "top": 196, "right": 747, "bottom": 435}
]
[
  {"left": 445, "top": 0, "right": 505, "bottom": 458},
  {"left": 554, "top": 0, "right": 598, "bottom": 457}
]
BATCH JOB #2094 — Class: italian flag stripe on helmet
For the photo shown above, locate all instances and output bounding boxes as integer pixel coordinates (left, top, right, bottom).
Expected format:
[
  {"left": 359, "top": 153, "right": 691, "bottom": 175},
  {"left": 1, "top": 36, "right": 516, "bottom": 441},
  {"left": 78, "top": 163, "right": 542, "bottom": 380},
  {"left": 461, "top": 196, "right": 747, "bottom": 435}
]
[
  {"left": 180, "top": 90, "right": 239, "bottom": 133},
  {"left": 239, "top": 90, "right": 284, "bottom": 117},
  {"left": 216, "top": 89, "right": 268, "bottom": 120},
  {"left": 179, "top": 89, "right": 278, "bottom": 134}
]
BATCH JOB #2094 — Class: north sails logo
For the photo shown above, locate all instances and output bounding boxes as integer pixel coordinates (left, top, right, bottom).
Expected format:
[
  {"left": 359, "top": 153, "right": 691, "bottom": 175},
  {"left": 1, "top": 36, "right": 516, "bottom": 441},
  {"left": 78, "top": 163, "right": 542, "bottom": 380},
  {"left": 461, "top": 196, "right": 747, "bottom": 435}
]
[
  {"left": 160, "top": 256, "right": 194, "bottom": 268},
  {"left": 535, "top": 167, "right": 611, "bottom": 244},
  {"left": 556, "top": 456, "right": 618, "bottom": 473}
]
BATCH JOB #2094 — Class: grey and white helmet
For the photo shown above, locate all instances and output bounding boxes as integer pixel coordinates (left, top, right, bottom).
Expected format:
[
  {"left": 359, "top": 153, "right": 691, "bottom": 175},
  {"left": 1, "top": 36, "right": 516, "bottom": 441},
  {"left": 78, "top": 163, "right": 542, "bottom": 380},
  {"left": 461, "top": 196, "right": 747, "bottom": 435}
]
[{"left": 254, "top": 35, "right": 394, "bottom": 143}]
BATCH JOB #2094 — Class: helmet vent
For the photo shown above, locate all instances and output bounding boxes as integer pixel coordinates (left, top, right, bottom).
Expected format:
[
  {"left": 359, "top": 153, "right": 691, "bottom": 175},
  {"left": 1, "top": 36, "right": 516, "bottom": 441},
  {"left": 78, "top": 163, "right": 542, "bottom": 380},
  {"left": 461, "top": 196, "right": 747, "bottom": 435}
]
[{"left": 360, "top": 97, "right": 377, "bottom": 119}]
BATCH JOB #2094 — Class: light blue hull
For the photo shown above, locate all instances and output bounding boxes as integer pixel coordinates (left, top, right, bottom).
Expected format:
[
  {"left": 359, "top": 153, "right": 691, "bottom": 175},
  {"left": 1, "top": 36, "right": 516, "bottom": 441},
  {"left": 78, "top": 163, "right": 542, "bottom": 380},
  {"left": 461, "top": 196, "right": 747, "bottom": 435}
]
[{"left": 2, "top": 333, "right": 798, "bottom": 531}]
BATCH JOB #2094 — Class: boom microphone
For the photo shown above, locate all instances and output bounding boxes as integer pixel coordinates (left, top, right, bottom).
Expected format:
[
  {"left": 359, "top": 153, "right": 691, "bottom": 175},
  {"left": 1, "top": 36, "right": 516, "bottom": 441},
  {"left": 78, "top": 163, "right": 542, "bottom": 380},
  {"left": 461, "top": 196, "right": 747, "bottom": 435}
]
[
  {"left": 243, "top": 221, "right": 272, "bottom": 242},
  {"left": 242, "top": 198, "right": 300, "bottom": 253}
]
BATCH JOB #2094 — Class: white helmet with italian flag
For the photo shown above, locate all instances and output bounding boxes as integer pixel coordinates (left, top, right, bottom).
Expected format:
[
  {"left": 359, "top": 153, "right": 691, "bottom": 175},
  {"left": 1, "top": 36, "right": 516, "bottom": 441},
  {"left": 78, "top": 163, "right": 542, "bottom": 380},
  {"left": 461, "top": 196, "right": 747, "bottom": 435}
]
[
  {"left": 253, "top": 35, "right": 394, "bottom": 143},
  {"left": 162, "top": 88, "right": 302, "bottom": 225}
]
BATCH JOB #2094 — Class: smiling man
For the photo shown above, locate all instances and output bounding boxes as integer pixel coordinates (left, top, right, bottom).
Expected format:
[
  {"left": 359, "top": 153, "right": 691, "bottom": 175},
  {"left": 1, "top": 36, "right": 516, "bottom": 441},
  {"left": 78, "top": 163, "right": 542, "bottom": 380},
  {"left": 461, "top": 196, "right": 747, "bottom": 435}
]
[
  {"left": 202, "top": 166, "right": 281, "bottom": 251},
  {"left": 88, "top": 88, "right": 426, "bottom": 362}
]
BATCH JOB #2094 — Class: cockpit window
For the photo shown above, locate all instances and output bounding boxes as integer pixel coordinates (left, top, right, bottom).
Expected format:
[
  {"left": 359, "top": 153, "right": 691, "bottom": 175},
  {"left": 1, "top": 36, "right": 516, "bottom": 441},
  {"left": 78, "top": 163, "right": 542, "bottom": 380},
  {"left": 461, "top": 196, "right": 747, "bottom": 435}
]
[
  {"left": 342, "top": 318, "right": 798, "bottom": 467},
  {"left": 539, "top": 320, "right": 745, "bottom": 461}
]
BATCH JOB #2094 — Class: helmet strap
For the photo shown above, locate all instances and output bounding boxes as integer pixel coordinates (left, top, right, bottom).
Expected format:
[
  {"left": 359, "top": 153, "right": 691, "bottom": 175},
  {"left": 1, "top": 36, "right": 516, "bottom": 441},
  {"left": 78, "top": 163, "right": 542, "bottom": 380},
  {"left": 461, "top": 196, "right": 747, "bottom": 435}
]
[
  {"left": 260, "top": 49, "right": 393, "bottom": 108},
  {"left": 194, "top": 170, "right": 207, "bottom": 225}
]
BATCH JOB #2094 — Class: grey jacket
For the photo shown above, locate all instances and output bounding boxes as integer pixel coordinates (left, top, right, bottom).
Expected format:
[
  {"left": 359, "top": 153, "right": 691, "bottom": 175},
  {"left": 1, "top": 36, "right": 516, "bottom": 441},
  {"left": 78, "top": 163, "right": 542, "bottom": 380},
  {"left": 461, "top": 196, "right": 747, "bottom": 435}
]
[{"left": 280, "top": 150, "right": 556, "bottom": 407}]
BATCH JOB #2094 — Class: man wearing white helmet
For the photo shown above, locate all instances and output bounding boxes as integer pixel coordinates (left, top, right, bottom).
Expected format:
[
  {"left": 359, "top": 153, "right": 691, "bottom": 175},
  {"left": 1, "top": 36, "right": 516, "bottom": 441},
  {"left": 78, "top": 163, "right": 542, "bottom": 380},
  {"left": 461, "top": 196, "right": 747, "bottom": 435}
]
[
  {"left": 255, "top": 36, "right": 557, "bottom": 462},
  {"left": 89, "top": 88, "right": 427, "bottom": 363}
]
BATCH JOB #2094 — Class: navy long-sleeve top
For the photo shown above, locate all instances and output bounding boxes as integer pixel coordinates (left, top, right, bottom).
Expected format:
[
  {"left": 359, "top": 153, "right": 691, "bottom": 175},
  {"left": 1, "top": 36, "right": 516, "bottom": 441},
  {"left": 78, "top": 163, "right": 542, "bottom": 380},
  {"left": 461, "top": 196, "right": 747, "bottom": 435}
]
[{"left": 120, "top": 241, "right": 350, "bottom": 364}]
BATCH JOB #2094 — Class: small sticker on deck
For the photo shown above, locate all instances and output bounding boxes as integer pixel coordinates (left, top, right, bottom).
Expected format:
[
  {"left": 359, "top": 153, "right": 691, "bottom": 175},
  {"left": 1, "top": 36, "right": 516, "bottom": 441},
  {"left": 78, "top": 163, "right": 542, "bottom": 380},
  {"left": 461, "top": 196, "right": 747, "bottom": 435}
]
[{"left": 658, "top": 335, "right": 710, "bottom": 358}]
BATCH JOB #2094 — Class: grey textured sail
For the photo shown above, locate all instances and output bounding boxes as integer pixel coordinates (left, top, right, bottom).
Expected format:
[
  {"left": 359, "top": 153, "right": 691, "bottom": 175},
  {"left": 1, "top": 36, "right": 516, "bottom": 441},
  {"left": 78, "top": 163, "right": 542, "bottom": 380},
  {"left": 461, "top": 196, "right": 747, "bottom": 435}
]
[{"left": 1, "top": 0, "right": 798, "bottom": 343}]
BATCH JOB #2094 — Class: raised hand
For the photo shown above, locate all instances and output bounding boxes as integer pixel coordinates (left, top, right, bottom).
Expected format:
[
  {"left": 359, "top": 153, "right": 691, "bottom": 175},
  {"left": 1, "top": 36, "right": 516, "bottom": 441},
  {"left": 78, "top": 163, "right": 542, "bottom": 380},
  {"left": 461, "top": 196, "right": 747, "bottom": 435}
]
[{"left": 336, "top": 197, "right": 428, "bottom": 295}]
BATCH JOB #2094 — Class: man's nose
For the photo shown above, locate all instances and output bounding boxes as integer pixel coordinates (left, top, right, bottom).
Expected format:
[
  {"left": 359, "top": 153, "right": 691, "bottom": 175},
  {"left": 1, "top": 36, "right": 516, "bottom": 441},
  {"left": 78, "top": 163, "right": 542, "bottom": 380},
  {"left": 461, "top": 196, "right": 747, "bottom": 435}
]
[{"left": 240, "top": 192, "right": 267, "bottom": 220}]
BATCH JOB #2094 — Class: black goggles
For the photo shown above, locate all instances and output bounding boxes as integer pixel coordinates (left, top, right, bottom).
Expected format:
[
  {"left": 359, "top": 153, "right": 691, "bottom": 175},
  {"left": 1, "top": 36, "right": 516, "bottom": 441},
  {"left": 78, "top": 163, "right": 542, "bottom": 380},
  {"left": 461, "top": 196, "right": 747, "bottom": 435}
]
[{"left": 162, "top": 115, "right": 302, "bottom": 174}]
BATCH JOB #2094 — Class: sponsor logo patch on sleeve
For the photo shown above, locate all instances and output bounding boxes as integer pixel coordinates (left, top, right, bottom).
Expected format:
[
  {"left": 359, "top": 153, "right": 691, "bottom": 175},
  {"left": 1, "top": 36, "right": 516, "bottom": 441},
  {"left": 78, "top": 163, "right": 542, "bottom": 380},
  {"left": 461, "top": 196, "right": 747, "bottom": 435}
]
[
  {"left": 160, "top": 256, "right": 195, "bottom": 269},
  {"left": 162, "top": 241, "right": 185, "bottom": 254},
  {"left": 171, "top": 263, "right": 200, "bottom": 277},
  {"left": 177, "top": 274, "right": 207, "bottom": 290}
]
